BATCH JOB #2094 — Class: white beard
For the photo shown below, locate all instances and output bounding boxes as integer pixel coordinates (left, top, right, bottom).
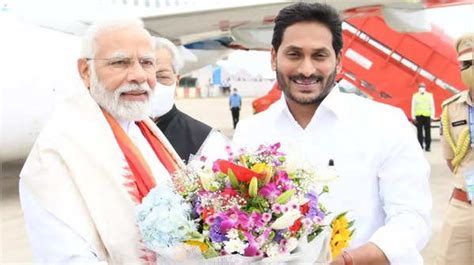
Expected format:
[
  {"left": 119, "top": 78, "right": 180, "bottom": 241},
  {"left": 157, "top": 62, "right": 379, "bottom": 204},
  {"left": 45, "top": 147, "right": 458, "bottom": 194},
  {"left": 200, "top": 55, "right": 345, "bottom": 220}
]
[{"left": 89, "top": 67, "right": 153, "bottom": 122}]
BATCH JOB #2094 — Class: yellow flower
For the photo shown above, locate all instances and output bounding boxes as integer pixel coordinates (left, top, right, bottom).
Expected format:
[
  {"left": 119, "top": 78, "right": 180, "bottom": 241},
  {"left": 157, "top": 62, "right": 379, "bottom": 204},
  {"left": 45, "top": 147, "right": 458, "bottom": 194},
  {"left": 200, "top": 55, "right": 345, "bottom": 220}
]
[
  {"left": 330, "top": 213, "right": 353, "bottom": 259},
  {"left": 184, "top": 240, "right": 208, "bottom": 252},
  {"left": 251, "top": 162, "right": 273, "bottom": 183}
]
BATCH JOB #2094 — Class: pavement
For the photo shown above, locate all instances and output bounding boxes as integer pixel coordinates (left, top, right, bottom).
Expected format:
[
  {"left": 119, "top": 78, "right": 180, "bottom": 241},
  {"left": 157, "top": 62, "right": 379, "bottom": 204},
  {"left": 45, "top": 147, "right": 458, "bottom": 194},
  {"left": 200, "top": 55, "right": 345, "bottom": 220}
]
[{"left": 0, "top": 97, "right": 453, "bottom": 264}]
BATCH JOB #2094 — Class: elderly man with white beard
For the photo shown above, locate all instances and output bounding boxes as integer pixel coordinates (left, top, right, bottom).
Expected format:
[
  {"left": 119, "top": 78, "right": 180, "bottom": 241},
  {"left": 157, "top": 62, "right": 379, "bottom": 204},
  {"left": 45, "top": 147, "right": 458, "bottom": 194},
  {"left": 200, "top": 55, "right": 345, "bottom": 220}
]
[{"left": 19, "top": 18, "right": 184, "bottom": 264}]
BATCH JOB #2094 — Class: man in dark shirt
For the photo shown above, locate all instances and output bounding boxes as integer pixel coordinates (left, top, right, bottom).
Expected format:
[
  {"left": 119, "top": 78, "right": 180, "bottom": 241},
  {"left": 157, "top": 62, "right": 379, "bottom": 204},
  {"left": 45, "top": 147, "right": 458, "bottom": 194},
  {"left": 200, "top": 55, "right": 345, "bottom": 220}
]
[{"left": 151, "top": 37, "right": 212, "bottom": 163}]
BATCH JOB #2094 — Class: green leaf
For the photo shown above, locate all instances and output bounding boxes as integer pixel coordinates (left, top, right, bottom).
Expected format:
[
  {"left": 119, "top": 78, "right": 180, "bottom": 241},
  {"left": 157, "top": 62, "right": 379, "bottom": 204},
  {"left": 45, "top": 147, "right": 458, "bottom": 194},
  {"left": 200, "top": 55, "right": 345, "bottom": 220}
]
[
  {"left": 203, "top": 247, "right": 219, "bottom": 259},
  {"left": 227, "top": 169, "right": 239, "bottom": 188},
  {"left": 275, "top": 189, "right": 296, "bottom": 204},
  {"left": 249, "top": 177, "right": 258, "bottom": 197}
]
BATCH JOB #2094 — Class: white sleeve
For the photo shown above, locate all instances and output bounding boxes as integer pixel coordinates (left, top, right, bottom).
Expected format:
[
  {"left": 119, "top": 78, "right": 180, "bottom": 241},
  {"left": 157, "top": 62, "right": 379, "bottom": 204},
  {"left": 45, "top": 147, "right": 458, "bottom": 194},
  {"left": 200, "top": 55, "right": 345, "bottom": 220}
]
[
  {"left": 411, "top": 95, "right": 416, "bottom": 120},
  {"left": 19, "top": 180, "right": 104, "bottom": 264},
  {"left": 195, "top": 130, "right": 230, "bottom": 163},
  {"left": 369, "top": 114, "right": 432, "bottom": 265}
]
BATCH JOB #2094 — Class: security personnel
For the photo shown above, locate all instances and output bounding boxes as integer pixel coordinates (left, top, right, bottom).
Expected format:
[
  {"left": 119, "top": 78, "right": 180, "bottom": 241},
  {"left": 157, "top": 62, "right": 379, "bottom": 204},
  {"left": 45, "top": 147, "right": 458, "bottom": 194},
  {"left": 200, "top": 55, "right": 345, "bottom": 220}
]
[
  {"left": 411, "top": 83, "right": 435, "bottom": 151},
  {"left": 437, "top": 33, "right": 474, "bottom": 265}
]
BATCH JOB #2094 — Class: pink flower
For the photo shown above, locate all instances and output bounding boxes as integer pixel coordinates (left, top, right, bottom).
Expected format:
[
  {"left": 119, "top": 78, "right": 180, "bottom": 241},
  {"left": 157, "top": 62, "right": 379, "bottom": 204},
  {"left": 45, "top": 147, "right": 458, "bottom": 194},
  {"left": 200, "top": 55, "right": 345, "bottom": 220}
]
[
  {"left": 272, "top": 204, "right": 282, "bottom": 214},
  {"left": 262, "top": 213, "right": 272, "bottom": 223},
  {"left": 259, "top": 183, "right": 282, "bottom": 201},
  {"left": 243, "top": 231, "right": 259, "bottom": 256}
]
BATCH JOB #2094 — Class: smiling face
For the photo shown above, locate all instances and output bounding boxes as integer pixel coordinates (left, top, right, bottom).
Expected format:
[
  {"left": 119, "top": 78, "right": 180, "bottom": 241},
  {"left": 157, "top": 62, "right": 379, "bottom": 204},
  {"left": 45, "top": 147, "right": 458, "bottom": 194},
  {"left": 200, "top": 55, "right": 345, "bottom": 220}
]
[{"left": 272, "top": 21, "right": 341, "bottom": 108}]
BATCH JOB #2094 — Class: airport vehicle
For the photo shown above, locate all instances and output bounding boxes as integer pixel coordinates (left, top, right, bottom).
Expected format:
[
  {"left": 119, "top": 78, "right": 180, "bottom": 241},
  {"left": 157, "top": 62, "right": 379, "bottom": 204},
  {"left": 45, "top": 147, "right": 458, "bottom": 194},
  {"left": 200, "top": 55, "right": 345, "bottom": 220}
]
[
  {"left": 1, "top": 0, "right": 472, "bottom": 162},
  {"left": 252, "top": 15, "right": 468, "bottom": 118}
]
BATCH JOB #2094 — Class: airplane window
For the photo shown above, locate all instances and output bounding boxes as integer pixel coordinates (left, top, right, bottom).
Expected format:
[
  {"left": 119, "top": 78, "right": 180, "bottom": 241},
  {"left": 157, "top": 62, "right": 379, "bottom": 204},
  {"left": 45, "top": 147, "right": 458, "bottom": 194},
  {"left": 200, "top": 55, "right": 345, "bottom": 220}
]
[
  {"left": 134, "top": 0, "right": 139, "bottom": 6},
  {"left": 379, "top": 91, "right": 392, "bottom": 99},
  {"left": 145, "top": 0, "right": 150, "bottom": 7},
  {"left": 361, "top": 80, "right": 376, "bottom": 91},
  {"left": 122, "top": 0, "right": 127, "bottom": 5},
  {"left": 391, "top": 53, "right": 402, "bottom": 61},
  {"left": 175, "top": 0, "right": 179, "bottom": 6},
  {"left": 165, "top": 0, "right": 170, "bottom": 6},
  {"left": 155, "top": 0, "right": 160, "bottom": 7},
  {"left": 420, "top": 69, "right": 435, "bottom": 81},
  {"left": 401, "top": 58, "right": 418, "bottom": 72},
  {"left": 343, "top": 71, "right": 357, "bottom": 81}
]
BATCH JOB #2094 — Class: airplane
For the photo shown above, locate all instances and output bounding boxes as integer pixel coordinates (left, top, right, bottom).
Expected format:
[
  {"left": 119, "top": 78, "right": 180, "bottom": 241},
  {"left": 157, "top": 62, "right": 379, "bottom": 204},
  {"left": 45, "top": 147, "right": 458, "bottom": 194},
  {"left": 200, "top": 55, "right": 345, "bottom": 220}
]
[{"left": 1, "top": 0, "right": 472, "bottom": 162}]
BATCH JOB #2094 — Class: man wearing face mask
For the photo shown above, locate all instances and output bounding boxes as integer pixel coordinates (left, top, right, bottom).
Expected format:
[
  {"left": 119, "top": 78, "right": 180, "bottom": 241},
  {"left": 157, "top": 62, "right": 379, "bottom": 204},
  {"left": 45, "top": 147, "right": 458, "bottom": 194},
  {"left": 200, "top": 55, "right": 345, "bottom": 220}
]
[
  {"left": 411, "top": 83, "right": 435, "bottom": 151},
  {"left": 437, "top": 33, "right": 474, "bottom": 265},
  {"left": 151, "top": 37, "right": 212, "bottom": 163}
]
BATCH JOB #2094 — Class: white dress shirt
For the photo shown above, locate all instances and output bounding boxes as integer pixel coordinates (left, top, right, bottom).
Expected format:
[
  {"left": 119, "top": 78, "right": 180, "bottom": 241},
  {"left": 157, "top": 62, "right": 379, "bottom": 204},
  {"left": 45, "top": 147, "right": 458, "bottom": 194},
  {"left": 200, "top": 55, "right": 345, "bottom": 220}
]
[
  {"left": 233, "top": 86, "right": 432, "bottom": 265},
  {"left": 20, "top": 121, "right": 171, "bottom": 264}
]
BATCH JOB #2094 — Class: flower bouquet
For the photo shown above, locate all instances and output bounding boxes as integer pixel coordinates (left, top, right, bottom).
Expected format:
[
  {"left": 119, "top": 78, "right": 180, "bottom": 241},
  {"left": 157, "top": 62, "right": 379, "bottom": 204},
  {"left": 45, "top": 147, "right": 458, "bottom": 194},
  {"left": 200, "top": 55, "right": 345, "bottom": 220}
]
[{"left": 136, "top": 143, "right": 351, "bottom": 264}]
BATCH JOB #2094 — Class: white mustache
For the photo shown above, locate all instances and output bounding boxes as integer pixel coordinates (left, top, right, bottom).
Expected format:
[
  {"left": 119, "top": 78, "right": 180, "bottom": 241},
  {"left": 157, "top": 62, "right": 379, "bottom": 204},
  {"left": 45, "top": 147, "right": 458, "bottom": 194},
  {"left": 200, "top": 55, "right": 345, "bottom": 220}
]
[{"left": 115, "top": 82, "right": 152, "bottom": 100}]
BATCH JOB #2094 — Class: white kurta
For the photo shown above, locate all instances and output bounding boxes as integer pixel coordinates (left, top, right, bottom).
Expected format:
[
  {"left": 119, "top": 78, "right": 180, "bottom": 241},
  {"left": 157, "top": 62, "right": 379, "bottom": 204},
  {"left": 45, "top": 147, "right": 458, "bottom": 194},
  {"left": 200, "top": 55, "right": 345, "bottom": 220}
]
[
  {"left": 19, "top": 88, "right": 182, "bottom": 264},
  {"left": 233, "top": 86, "right": 432, "bottom": 265},
  {"left": 20, "top": 121, "right": 171, "bottom": 263}
]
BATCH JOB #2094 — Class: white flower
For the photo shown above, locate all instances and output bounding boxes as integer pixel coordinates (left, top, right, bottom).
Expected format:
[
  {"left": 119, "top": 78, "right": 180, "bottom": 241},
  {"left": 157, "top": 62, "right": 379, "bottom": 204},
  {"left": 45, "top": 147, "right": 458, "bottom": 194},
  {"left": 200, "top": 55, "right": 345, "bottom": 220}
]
[
  {"left": 271, "top": 209, "right": 302, "bottom": 230},
  {"left": 285, "top": 237, "right": 298, "bottom": 253},
  {"left": 199, "top": 168, "right": 215, "bottom": 191},
  {"left": 224, "top": 238, "right": 247, "bottom": 254},
  {"left": 227, "top": 229, "right": 240, "bottom": 239},
  {"left": 266, "top": 243, "right": 280, "bottom": 257}
]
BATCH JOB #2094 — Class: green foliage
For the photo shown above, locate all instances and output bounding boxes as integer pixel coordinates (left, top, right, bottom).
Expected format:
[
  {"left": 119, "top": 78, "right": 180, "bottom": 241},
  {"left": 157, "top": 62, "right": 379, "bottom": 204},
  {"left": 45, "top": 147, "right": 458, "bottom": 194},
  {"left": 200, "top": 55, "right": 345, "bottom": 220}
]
[{"left": 245, "top": 195, "right": 270, "bottom": 213}]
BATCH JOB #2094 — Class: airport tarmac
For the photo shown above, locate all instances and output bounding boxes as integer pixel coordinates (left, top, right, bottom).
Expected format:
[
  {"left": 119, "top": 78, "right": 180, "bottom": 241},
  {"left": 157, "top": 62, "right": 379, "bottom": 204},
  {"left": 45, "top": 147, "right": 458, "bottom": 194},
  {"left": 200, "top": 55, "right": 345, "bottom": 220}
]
[{"left": 1, "top": 97, "right": 452, "bottom": 264}]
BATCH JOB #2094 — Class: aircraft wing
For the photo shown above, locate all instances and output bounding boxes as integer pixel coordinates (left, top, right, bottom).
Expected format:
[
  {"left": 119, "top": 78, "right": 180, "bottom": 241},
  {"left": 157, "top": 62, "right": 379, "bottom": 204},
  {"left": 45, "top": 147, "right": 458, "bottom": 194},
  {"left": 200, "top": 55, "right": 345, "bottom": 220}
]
[
  {"left": 14, "top": 0, "right": 473, "bottom": 51},
  {"left": 142, "top": 0, "right": 473, "bottom": 50}
]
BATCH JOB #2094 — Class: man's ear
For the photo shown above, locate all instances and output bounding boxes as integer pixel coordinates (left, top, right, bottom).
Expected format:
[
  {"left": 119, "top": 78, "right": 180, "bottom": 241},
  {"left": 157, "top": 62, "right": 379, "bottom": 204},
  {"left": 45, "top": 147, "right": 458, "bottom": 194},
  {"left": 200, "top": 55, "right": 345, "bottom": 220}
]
[
  {"left": 336, "top": 52, "right": 342, "bottom": 73},
  {"left": 271, "top": 48, "right": 277, "bottom": 71},
  {"left": 175, "top": 74, "right": 180, "bottom": 87},
  {"left": 77, "top": 58, "right": 91, "bottom": 89}
]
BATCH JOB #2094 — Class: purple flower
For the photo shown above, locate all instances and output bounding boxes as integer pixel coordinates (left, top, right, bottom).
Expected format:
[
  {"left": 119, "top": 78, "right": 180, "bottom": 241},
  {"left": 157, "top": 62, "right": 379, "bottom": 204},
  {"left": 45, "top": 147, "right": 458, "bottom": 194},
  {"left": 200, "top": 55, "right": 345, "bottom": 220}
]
[
  {"left": 259, "top": 183, "right": 282, "bottom": 201},
  {"left": 273, "top": 230, "right": 286, "bottom": 243},
  {"left": 305, "top": 191, "right": 325, "bottom": 220},
  {"left": 210, "top": 217, "right": 228, "bottom": 242}
]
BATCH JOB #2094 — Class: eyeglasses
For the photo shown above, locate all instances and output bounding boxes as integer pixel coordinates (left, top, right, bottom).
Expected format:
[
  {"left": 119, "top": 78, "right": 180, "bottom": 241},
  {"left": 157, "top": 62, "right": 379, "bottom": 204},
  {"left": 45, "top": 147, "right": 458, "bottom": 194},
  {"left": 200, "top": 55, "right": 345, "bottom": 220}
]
[
  {"left": 156, "top": 71, "right": 176, "bottom": 85},
  {"left": 86, "top": 56, "right": 156, "bottom": 73},
  {"left": 460, "top": 60, "right": 472, "bottom": 71}
]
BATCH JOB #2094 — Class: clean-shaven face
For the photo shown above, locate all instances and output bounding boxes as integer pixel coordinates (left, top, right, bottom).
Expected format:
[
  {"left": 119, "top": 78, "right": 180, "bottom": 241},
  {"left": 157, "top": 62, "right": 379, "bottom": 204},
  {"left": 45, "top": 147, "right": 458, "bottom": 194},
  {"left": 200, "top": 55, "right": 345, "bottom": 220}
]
[{"left": 272, "top": 21, "right": 340, "bottom": 106}]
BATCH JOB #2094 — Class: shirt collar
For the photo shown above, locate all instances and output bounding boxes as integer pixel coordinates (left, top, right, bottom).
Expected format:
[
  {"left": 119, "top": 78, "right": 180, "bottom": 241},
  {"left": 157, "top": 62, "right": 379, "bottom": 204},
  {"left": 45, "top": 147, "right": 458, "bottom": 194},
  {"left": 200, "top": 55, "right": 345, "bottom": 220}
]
[
  {"left": 459, "top": 90, "right": 474, "bottom": 106},
  {"left": 275, "top": 84, "right": 348, "bottom": 123},
  {"left": 319, "top": 84, "right": 348, "bottom": 120}
]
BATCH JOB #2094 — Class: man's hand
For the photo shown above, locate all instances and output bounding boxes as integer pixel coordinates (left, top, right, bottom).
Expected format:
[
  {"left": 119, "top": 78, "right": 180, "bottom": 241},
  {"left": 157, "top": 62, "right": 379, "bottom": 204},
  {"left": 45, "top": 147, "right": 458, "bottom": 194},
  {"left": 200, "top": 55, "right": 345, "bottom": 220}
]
[{"left": 330, "top": 243, "right": 389, "bottom": 265}]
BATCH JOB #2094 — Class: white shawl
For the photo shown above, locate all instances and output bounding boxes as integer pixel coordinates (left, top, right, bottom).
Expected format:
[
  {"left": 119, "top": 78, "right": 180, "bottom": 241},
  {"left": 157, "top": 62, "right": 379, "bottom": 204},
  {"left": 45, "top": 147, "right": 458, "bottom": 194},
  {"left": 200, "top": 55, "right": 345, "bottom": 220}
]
[{"left": 20, "top": 88, "right": 182, "bottom": 264}]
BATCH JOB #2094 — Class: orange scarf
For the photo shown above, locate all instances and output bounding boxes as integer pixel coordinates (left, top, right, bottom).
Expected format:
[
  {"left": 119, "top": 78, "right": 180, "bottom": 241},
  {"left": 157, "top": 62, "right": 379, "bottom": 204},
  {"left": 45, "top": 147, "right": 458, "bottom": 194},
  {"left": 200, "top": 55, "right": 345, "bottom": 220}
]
[{"left": 103, "top": 111, "right": 178, "bottom": 202}]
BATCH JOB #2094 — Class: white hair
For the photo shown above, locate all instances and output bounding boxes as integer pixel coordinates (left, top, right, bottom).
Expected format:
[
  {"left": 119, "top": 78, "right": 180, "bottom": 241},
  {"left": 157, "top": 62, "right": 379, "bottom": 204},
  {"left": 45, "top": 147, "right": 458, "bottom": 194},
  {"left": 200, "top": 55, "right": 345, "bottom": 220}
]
[
  {"left": 154, "top": 37, "right": 184, "bottom": 74},
  {"left": 80, "top": 18, "right": 154, "bottom": 58}
]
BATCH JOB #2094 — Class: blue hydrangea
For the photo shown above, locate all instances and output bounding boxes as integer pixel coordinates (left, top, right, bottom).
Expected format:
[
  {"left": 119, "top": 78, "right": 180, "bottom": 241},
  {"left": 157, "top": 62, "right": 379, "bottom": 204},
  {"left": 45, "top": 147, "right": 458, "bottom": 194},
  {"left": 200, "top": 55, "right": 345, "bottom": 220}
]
[{"left": 136, "top": 183, "right": 196, "bottom": 251}]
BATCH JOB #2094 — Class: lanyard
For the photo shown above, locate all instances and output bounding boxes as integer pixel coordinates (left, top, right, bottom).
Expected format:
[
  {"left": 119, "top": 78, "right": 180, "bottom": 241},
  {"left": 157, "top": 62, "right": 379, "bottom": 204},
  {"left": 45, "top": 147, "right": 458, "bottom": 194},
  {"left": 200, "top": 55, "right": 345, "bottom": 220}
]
[{"left": 469, "top": 106, "right": 474, "bottom": 147}]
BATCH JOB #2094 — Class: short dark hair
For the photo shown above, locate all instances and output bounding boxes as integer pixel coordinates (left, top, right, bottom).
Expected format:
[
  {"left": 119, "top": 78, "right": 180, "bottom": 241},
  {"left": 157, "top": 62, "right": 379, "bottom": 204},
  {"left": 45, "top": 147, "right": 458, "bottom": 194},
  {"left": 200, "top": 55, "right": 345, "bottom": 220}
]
[{"left": 271, "top": 2, "right": 343, "bottom": 55}]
